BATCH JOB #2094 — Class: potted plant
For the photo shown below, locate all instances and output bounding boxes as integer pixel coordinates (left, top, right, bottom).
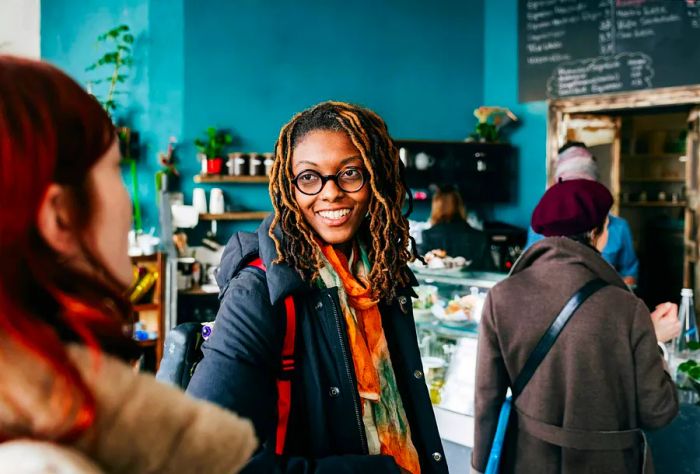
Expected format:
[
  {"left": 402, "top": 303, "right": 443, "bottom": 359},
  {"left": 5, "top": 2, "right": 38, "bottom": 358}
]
[
  {"left": 468, "top": 106, "right": 518, "bottom": 143},
  {"left": 195, "top": 127, "right": 233, "bottom": 175}
]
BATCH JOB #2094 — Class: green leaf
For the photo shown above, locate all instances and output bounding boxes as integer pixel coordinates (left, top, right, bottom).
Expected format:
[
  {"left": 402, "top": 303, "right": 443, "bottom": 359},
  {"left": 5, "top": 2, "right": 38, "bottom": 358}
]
[
  {"left": 116, "top": 74, "right": 128, "bottom": 83},
  {"left": 678, "top": 360, "right": 697, "bottom": 373},
  {"left": 123, "top": 33, "right": 135, "bottom": 44},
  {"left": 688, "top": 341, "right": 700, "bottom": 351},
  {"left": 689, "top": 366, "right": 700, "bottom": 379},
  {"left": 85, "top": 64, "right": 98, "bottom": 71}
]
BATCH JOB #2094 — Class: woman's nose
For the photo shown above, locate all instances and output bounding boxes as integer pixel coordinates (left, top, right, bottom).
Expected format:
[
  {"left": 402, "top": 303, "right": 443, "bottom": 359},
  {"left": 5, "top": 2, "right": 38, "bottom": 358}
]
[{"left": 319, "top": 178, "right": 343, "bottom": 201}]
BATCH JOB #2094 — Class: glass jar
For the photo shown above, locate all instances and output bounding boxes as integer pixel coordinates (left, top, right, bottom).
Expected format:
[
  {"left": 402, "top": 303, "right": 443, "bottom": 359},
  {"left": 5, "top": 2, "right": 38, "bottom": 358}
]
[
  {"left": 263, "top": 152, "right": 275, "bottom": 176},
  {"left": 249, "top": 153, "right": 263, "bottom": 176}
]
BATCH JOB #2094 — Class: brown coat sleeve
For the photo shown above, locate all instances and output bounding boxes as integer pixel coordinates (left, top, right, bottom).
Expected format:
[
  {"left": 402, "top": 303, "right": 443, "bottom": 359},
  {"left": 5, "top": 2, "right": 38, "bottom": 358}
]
[
  {"left": 472, "top": 292, "right": 510, "bottom": 472},
  {"left": 68, "top": 345, "right": 257, "bottom": 473},
  {"left": 630, "top": 300, "right": 679, "bottom": 430}
]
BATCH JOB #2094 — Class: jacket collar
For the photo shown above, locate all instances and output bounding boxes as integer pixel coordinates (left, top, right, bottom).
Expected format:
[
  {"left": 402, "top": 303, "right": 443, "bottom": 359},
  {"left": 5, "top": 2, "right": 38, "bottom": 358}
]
[
  {"left": 510, "top": 236, "right": 628, "bottom": 290},
  {"left": 256, "top": 214, "right": 309, "bottom": 305}
]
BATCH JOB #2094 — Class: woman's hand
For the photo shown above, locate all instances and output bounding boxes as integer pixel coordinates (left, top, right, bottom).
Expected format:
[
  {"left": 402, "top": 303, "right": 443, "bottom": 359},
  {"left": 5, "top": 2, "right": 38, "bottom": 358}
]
[{"left": 650, "top": 302, "right": 681, "bottom": 343}]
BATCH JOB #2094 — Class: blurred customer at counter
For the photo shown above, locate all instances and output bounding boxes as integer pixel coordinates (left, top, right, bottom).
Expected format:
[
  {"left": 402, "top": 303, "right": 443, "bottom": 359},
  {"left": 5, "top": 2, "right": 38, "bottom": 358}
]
[
  {"left": 0, "top": 56, "right": 256, "bottom": 473},
  {"left": 526, "top": 142, "right": 639, "bottom": 286},
  {"left": 472, "top": 179, "right": 678, "bottom": 474},
  {"left": 419, "top": 187, "right": 493, "bottom": 270}
]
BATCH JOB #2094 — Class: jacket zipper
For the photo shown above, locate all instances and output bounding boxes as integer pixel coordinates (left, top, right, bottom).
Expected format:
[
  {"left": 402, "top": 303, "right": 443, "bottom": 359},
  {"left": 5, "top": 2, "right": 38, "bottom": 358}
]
[{"left": 326, "top": 291, "right": 368, "bottom": 453}]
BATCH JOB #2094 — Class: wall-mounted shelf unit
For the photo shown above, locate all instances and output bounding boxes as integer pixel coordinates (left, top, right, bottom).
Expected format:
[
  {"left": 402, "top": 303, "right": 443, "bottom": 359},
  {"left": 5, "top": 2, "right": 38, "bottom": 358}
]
[
  {"left": 621, "top": 178, "right": 685, "bottom": 183},
  {"left": 130, "top": 252, "right": 166, "bottom": 372},
  {"left": 199, "top": 211, "right": 270, "bottom": 221},
  {"left": 621, "top": 201, "right": 688, "bottom": 208},
  {"left": 194, "top": 175, "right": 269, "bottom": 184}
]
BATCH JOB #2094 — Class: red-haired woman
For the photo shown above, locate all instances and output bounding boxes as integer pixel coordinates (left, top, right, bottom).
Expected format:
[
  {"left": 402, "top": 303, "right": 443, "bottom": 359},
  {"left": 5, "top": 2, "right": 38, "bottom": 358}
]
[{"left": 0, "top": 56, "right": 256, "bottom": 473}]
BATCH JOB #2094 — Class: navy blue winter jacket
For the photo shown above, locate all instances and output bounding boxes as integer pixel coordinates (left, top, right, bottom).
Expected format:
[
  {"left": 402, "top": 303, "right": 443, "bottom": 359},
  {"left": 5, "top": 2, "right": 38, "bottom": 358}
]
[{"left": 187, "top": 216, "right": 448, "bottom": 474}]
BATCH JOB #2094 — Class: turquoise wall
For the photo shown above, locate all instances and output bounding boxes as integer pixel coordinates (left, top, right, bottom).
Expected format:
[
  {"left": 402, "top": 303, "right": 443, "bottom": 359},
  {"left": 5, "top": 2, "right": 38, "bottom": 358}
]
[
  {"left": 42, "top": 0, "right": 184, "bottom": 233},
  {"left": 484, "top": 0, "right": 547, "bottom": 228},
  {"left": 43, "top": 0, "right": 552, "bottom": 236},
  {"left": 42, "top": 0, "right": 487, "bottom": 236},
  {"left": 181, "top": 0, "right": 485, "bottom": 232}
]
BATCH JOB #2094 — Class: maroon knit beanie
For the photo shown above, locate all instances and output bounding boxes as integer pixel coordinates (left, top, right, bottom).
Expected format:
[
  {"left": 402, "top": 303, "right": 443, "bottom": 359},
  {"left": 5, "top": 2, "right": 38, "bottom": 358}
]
[{"left": 532, "top": 179, "right": 613, "bottom": 237}]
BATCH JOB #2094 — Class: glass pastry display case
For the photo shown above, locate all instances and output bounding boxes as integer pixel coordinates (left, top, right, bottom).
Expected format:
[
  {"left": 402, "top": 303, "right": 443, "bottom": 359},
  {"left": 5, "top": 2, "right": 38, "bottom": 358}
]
[{"left": 411, "top": 268, "right": 508, "bottom": 448}]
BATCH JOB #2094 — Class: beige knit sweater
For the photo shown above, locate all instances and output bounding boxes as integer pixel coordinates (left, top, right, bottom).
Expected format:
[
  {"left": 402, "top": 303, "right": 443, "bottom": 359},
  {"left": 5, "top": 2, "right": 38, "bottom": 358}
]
[{"left": 0, "top": 342, "right": 257, "bottom": 473}]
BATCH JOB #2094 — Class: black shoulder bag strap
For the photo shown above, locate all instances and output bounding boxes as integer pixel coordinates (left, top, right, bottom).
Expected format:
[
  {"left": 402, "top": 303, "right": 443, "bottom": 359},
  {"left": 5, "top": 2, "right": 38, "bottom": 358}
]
[{"left": 512, "top": 278, "right": 608, "bottom": 400}]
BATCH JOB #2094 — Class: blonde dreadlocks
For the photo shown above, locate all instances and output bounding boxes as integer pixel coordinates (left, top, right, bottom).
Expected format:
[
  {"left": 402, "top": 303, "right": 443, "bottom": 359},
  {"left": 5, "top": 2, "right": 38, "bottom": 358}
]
[{"left": 268, "top": 101, "right": 417, "bottom": 302}]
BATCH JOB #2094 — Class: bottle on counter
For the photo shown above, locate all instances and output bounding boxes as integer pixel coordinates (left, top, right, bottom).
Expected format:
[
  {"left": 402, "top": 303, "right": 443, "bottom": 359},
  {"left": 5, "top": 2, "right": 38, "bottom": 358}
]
[
  {"left": 676, "top": 288, "right": 699, "bottom": 354},
  {"left": 670, "top": 288, "right": 700, "bottom": 388}
]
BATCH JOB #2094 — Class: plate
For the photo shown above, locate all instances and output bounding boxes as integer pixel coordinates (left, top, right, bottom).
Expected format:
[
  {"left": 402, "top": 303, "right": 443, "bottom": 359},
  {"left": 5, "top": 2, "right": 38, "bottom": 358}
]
[
  {"left": 431, "top": 304, "right": 471, "bottom": 325},
  {"left": 413, "top": 308, "right": 434, "bottom": 322}
]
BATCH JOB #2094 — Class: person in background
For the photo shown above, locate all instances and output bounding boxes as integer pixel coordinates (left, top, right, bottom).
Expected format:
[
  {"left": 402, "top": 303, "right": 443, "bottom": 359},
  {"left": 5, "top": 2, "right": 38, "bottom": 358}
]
[
  {"left": 526, "top": 141, "right": 639, "bottom": 286},
  {"left": 419, "top": 186, "right": 493, "bottom": 270},
  {"left": 472, "top": 179, "right": 678, "bottom": 474},
  {"left": 187, "top": 101, "right": 447, "bottom": 473},
  {"left": 0, "top": 56, "right": 256, "bottom": 473},
  {"left": 526, "top": 142, "right": 678, "bottom": 345}
]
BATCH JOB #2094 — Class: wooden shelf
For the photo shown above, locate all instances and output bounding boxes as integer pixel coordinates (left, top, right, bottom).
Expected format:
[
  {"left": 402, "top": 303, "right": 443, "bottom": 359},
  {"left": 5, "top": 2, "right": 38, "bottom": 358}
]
[
  {"left": 194, "top": 175, "right": 269, "bottom": 184},
  {"left": 136, "top": 339, "right": 158, "bottom": 348},
  {"left": 621, "top": 178, "right": 685, "bottom": 183},
  {"left": 179, "top": 288, "right": 218, "bottom": 296},
  {"left": 129, "top": 253, "right": 166, "bottom": 372},
  {"left": 622, "top": 153, "right": 684, "bottom": 160},
  {"left": 199, "top": 211, "right": 270, "bottom": 221},
  {"left": 621, "top": 201, "right": 687, "bottom": 208}
]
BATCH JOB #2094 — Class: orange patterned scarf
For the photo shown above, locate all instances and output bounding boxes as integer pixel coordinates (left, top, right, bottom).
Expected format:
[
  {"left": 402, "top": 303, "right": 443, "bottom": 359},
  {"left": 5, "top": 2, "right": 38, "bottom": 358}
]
[{"left": 319, "top": 243, "right": 421, "bottom": 474}]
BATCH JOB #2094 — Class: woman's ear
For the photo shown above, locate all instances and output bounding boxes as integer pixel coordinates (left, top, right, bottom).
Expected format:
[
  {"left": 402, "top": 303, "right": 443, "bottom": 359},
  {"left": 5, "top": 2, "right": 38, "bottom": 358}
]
[{"left": 36, "top": 184, "right": 80, "bottom": 257}]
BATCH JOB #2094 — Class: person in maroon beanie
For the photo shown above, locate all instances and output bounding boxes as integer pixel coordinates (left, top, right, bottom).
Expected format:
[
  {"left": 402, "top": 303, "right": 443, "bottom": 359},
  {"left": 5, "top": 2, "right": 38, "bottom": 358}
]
[{"left": 471, "top": 179, "right": 679, "bottom": 474}]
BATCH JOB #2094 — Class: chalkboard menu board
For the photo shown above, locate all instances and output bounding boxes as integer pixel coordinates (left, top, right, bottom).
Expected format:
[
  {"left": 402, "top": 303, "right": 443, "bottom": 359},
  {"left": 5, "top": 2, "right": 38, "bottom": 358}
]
[{"left": 519, "top": 0, "right": 700, "bottom": 102}]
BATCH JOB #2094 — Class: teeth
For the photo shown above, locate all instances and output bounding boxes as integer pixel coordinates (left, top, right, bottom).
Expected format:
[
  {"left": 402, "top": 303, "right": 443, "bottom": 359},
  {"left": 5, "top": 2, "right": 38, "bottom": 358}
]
[{"left": 318, "top": 209, "right": 350, "bottom": 220}]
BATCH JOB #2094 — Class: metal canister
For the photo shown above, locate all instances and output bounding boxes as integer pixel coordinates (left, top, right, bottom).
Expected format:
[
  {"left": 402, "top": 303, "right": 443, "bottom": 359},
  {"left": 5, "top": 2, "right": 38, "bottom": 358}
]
[
  {"left": 249, "top": 153, "right": 263, "bottom": 176},
  {"left": 228, "top": 152, "right": 247, "bottom": 176},
  {"left": 263, "top": 152, "right": 275, "bottom": 175}
]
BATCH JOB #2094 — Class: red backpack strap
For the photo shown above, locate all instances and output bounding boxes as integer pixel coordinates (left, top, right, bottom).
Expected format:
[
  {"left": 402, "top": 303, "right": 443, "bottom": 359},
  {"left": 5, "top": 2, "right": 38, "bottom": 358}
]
[
  {"left": 246, "top": 258, "right": 296, "bottom": 456},
  {"left": 248, "top": 257, "right": 266, "bottom": 271},
  {"left": 275, "top": 294, "right": 296, "bottom": 455}
]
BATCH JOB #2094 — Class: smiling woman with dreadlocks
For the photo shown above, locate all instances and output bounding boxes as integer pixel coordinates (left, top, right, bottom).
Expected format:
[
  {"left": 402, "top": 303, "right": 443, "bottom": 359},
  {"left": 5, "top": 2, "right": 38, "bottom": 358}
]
[{"left": 187, "top": 101, "right": 447, "bottom": 474}]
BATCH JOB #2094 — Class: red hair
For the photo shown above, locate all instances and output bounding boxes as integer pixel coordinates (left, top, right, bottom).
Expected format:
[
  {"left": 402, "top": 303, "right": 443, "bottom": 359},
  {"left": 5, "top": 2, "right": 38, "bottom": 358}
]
[{"left": 0, "top": 56, "right": 137, "bottom": 441}]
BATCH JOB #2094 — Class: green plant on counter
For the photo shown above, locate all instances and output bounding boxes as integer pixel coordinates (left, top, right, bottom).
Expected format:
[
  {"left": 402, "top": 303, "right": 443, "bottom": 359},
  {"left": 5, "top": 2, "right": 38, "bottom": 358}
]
[
  {"left": 195, "top": 127, "right": 233, "bottom": 158},
  {"left": 85, "top": 24, "right": 134, "bottom": 117}
]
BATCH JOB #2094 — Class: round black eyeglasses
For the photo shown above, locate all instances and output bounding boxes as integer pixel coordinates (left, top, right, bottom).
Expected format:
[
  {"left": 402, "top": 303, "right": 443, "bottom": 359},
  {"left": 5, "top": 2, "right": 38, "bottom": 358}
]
[{"left": 291, "top": 168, "right": 367, "bottom": 196}]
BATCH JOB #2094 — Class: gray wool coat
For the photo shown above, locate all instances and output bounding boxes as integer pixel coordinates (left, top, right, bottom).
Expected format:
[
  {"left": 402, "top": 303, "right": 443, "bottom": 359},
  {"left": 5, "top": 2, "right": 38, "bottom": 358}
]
[{"left": 472, "top": 237, "right": 678, "bottom": 474}]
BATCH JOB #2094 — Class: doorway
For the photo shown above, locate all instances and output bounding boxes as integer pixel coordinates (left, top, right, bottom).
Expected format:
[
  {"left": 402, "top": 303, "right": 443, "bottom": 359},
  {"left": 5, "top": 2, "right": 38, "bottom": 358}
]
[{"left": 548, "top": 87, "right": 700, "bottom": 308}]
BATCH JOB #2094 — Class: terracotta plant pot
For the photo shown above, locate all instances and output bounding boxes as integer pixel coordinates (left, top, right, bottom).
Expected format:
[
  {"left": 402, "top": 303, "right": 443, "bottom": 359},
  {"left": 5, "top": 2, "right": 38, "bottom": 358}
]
[{"left": 206, "top": 157, "right": 223, "bottom": 175}]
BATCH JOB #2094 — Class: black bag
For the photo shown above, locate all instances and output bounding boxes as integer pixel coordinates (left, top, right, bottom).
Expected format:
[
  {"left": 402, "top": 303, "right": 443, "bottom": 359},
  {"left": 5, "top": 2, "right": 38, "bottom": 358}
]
[{"left": 155, "top": 322, "right": 207, "bottom": 389}]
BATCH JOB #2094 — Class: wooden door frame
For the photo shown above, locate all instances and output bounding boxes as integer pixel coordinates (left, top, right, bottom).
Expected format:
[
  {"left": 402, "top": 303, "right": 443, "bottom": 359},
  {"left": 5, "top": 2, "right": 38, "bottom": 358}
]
[
  {"left": 548, "top": 85, "right": 700, "bottom": 289},
  {"left": 547, "top": 85, "right": 700, "bottom": 181}
]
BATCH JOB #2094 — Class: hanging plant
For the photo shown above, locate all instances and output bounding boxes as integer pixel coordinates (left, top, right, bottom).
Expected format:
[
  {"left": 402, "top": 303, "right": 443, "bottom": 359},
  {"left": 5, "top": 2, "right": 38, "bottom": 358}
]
[
  {"left": 85, "top": 24, "right": 134, "bottom": 117},
  {"left": 86, "top": 24, "right": 143, "bottom": 232}
]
